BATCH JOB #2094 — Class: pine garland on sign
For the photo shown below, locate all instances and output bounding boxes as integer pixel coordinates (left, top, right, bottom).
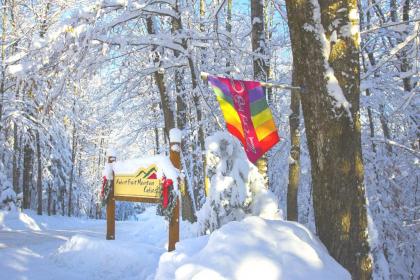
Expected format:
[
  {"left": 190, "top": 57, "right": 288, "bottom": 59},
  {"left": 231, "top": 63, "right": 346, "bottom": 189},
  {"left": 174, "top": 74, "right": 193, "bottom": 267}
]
[
  {"left": 156, "top": 177, "right": 177, "bottom": 222},
  {"left": 101, "top": 177, "right": 113, "bottom": 207}
]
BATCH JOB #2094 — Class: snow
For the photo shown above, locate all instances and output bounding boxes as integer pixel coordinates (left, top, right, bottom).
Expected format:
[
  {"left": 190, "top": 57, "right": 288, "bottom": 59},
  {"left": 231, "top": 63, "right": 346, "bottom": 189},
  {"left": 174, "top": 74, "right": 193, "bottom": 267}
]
[
  {"left": 0, "top": 207, "right": 170, "bottom": 280},
  {"left": 106, "top": 147, "right": 117, "bottom": 157},
  {"left": 345, "top": 8, "right": 360, "bottom": 38},
  {"left": 0, "top": 211, "right": 41, "bottom": 231},
  {"left": 0, "top": 171, "right": 16, "bottom": 212},
  {"left": 110, "top": 155, "right": 180, "bottom": 189},
  {"left": 0, "top": 186, "right": 16, "bottom": 203},
  {"left": 171, "top": 144, "right": 181, "bottom": 152},
  {"left": 156, "top": 216, "right": 351, "bottom": 280},
  {"left": 7, "top": 64, "right": 24, "bottom": 75},
  {"left": 169, "top": 128, "right": 182, "bottom": 143},
  {"left": 102, "top": 162, "right": 114, "bottom": 180},
  {"left": 1, "top": 206, "right": 350, "bottom": 280},
  {"left": 198, "top": 132, "right": 281, "bottom": 234},
  {"left": 330, "top": 30, "right": 338, "bottom": 43},
  {"left": 5, "top": 52, "right": 27, "bottom": 64},
  {"left": 0, "top": 0, "right": 416, "bottom": 278},
  {"left": 112, "top": 155, "right": 178, "bottom": 176}
]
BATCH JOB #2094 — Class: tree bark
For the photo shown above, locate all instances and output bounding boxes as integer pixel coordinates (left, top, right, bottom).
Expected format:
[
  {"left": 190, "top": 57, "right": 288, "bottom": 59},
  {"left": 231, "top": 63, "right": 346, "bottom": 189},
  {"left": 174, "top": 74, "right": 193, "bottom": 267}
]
[
  {"left": 226, "top": 0, "right": 232, "bottom": 74},
  {"left": 68, "top": 126, "right": 77, "bottom": 217},
  {"left": 12, "top": 121, "right": 20, "bottom": 193},
  {"left": 251, "top": 0, "right": 269, "bottom": 187},
  {"left": 22, "top": 141, "right": 33, "bottom": 209},
  {"left": 36, "top": 131, "right": 42, "bottom": 215},
  {"left": 47, "top": 184, "right": 51, "bottom": 216},
  {"left": 154, "top": 125, "right": 160, "bottom": 155},
  {"left": 0, "top": 0, "right": 7, "bottom": 136},
  {"left": 285, "top": 1, "right": 372, "bottom": 278},
  {"left": 287, "top": 69, "right": 301, "bottom": 221},
  {"left": 146, "top": 17, "right": 175, "bottom": 139},
  {"left": 61, "top": 177, "right": 66, "bottom": 216},
  {"left": 401, "top": 0, "right": 413, "bottom": 92},
  {"left": 172, "top": 1, "right": 197, "bottom": 222}
]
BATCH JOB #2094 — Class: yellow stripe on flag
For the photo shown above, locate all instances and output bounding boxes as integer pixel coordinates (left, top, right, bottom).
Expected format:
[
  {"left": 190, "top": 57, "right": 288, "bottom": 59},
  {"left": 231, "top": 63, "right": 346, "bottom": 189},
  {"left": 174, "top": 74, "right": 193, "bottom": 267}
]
[
  {"left": 216, "top": 96, "right": 244, "bottom": 138},
  {"left": 255, "top": 118, "right": 278, "bottom": 141},
  {"left": 251, "top": 108, "right": 274, "bottom": 128},
  {"left": 211, "top": 86, "right": 224, "bottom": 98}
]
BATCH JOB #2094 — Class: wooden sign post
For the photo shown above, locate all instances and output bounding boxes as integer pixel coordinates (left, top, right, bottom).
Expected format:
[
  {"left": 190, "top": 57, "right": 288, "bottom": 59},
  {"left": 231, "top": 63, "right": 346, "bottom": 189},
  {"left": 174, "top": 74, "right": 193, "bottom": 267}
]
[
  {"left": 106, "top": 156, "right": 116, "bottom": 240},
  {"left": 168, "top": 140, "right": 181, "bottom": 251},
  {"left": 105, "top": 133, "right": 181, "bottom": 252}
]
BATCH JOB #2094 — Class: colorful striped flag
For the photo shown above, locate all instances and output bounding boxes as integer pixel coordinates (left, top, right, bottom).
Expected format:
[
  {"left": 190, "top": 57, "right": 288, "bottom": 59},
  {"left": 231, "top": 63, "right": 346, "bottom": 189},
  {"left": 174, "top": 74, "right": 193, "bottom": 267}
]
[{"left": 208, "top": 75, "right": 280, "bottom": 163}]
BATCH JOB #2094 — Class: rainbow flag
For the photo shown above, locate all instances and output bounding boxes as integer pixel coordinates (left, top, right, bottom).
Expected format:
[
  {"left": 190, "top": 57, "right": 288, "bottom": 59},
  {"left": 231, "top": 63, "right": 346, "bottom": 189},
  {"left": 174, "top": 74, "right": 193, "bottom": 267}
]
[{"left": 208, "top": 75, "right": 280, "bottom": 163}]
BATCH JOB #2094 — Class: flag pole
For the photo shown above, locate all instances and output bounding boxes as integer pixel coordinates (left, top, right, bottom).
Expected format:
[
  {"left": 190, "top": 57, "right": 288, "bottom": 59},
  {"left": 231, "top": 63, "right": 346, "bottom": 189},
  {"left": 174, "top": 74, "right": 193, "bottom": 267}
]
[{"left": 200, "top": 72, "right": 301, "bottom": 90}]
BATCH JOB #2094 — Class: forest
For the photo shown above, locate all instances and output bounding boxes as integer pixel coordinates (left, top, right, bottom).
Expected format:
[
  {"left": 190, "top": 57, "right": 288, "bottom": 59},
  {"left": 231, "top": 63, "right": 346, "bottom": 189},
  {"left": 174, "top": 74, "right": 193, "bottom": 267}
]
[{"left": 0, "top": 0, "right": 418, "bottom": 279}]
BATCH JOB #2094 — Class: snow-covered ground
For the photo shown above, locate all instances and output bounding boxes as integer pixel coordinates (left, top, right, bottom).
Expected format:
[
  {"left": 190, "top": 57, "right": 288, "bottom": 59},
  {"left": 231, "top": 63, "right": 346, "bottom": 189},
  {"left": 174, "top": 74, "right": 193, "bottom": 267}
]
[
  {"left": 0, "top": 207, "right": 167, "bottom": 280},
  {"left": 0, "top": 208, "right": 350, "bottom": 280},
  {"left": 156, "top": 217, "right": 350, "bottom": 280}
]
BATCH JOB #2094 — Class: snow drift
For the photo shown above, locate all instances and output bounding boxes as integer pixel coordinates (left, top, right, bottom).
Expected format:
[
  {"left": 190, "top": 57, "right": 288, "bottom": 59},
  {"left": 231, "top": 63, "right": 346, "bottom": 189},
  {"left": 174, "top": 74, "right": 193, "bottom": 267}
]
[{"left": 156, "top": 216, "right": 351, "bottom": 280}]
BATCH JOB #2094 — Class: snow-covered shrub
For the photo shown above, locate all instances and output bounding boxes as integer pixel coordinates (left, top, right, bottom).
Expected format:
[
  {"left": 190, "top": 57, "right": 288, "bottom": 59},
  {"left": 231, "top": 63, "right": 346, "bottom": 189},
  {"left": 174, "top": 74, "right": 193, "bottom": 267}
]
[
  {"left": 0, "top": 163, "right": 17, "bottom": 211},
  {"left": 197, "top": 132, "right": 281, "bottom": 234}
]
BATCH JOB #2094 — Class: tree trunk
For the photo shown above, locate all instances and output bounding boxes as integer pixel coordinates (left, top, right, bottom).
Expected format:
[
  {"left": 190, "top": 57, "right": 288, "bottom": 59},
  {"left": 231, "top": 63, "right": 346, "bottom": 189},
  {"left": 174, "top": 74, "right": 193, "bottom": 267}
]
[
  {"left": 287, "top": 69, "right": 301, "bottom": 221},
  {"left": 264, "top": 0, "right": 274, "bottom": 103},
  {"left": 0, "top": 0, "right": 7, "bottom": 136},
  {"left": 226, "top": 0, "right": 232, "bottom": 74},
  {"left": 36, "top": 131, "right": 42, "bottom": 215},
  {"left": 154, "top": 125, "right": 160, "bottom": 155},
  {"left": 22, "top": 141, "right": 33, "bottom": 209},
  {"left": 146, "top": 17, "right": 175, "bottom": 139},
  {"left": 365, "top": 36, "right": 393, "bottom": 153},
  {"left": 61, "top": 179, "right": 65, "bottom": 216},
  {"left": 401, "top": 0, "right": 412, "bottom": 92},
  {"left": 12, "top": 122, "right": 20, "bottom": 193},
  {"left": 52, "top": 198, "right": 56, "bottom": 215},
  {"left": 47, "top": 185, "right": 51, "bottom": 216},
  {"left": 251, "top": 0, "right": 269, "bottom": 187},
  {"left": 97, "top": 137, "right": 104, "bottom": 177},
  {"left": 68, "top": 126, "right": 77, "bottom": 217},
  {"left": 285, "top": 1, "right": 372, "bottom": 278},
  {"left": 172, "top": 1, "right": 197, "bottom": 222}
]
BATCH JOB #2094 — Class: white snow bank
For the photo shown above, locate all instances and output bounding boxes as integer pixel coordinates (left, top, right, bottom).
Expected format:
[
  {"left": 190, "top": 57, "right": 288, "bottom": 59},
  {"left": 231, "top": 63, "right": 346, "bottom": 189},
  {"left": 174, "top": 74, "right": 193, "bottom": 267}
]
[
  {"left": 156, "top": 216, "right": 351, "bottom": 280},
  {"left": 0, "top": 209, "right": 101, "bottom": 232},
  {"left": 49, "top": 207, "right": 169, "bottom": 280},
  {"left": 0, "top": 207, "right": 169, "bottom": 280},
  {"left": 0, "top": 210, "right": 41, "bottom": 231},
  {"left": 52, "top": 234, "right": 161, "bottom": 280}
]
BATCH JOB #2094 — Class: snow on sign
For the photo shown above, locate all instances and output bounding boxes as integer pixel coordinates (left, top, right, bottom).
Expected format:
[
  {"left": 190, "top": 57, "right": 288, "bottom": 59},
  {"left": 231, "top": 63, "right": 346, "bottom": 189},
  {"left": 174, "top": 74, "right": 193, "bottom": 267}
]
[
  {"left": 103, "top": 129, "right": 182, "bottom": 252},
  {"left": 114, "top": 165, "right": 161, "bottom": 200}
]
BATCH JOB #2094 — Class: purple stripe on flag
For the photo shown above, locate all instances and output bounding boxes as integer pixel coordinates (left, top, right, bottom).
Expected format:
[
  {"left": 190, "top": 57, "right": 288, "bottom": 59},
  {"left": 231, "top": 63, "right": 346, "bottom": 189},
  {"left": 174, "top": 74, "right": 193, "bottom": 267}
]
[
  {"left": 208, "top": 76, "right": 233, "bottom": 98},
  {"left": 248, "top": 86, "right": 265, "bottom": 103}
]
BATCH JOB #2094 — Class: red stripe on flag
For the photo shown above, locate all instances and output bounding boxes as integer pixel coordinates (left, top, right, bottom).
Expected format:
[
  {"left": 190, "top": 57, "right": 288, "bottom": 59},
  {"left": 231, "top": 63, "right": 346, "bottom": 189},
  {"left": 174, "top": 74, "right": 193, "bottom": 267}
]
[
  {"left": 226, "top": 123, "right": 246, "bottom": 146},
  {"left": 259, "top": 131, "right": 280, "bottom": 155}
]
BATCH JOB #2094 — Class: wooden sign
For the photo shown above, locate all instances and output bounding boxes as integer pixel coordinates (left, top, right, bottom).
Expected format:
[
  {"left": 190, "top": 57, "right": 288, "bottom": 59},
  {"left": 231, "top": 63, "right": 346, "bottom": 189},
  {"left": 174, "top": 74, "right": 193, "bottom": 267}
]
[
  {"left": 106, "top": 129, "right": 182, "bottom": 252},
  {"left": 114, "top": 165, "right": 161, "bottom": 202}
]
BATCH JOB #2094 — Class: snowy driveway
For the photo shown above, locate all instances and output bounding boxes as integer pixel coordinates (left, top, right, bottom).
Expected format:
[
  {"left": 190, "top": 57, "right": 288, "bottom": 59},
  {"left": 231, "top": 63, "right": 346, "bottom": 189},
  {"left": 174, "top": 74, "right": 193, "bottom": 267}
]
[{"left": 0, "top": 208, "right": 167, "bottom": 280}]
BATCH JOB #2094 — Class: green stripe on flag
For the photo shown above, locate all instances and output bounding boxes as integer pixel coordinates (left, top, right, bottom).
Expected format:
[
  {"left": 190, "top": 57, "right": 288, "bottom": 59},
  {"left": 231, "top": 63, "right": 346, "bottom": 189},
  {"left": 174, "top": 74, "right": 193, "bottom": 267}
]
[{"left": 251, "top": 98, "right": 268, "bottom": 116}]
